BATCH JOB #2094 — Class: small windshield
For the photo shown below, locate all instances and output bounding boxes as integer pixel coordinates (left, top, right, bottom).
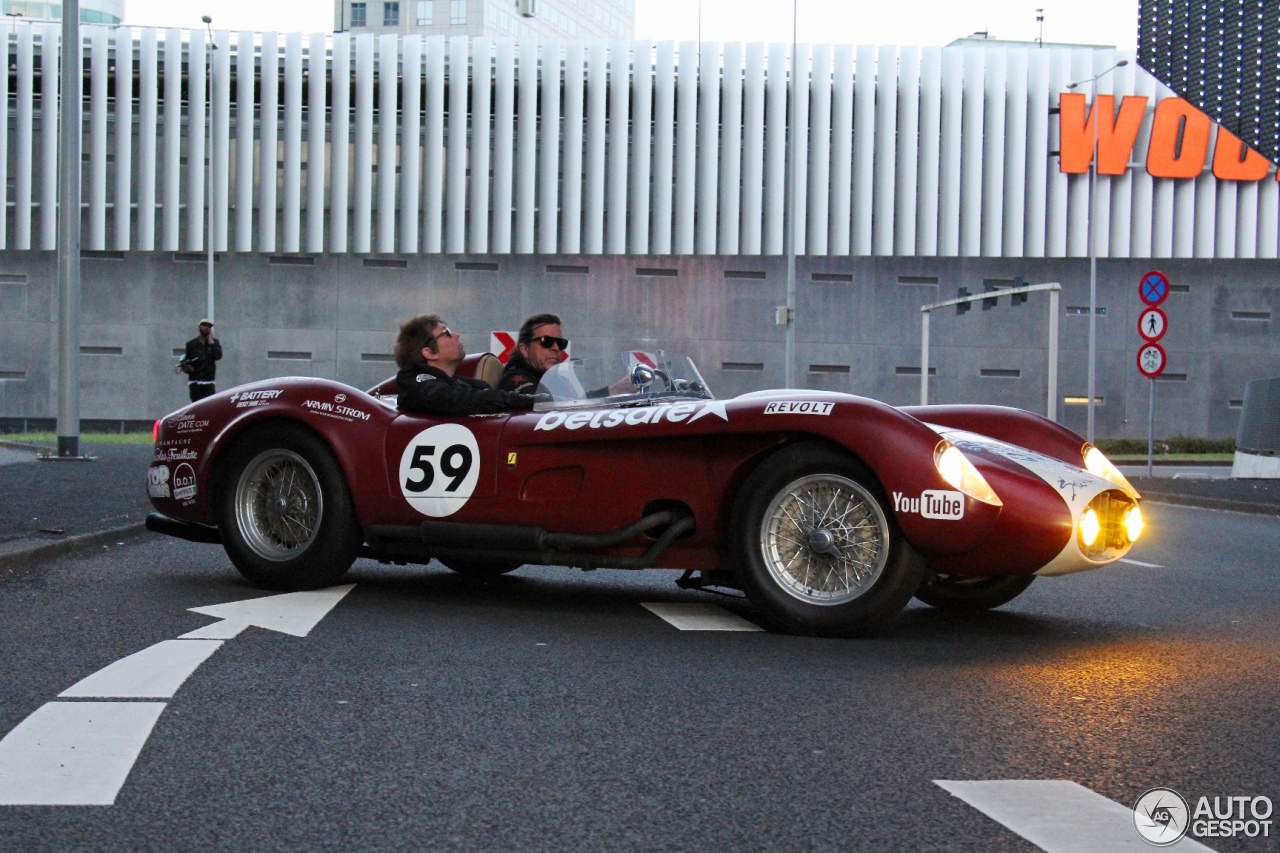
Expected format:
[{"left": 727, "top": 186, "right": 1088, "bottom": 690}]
[{"left": 534, "top": 351, "right": 715, "bottom": 411}]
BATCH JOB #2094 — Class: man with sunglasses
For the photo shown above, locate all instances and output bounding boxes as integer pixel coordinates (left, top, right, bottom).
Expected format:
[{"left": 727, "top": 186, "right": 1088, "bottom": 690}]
[
  {"left": 499, "top": 313, "right": 568, "bottom": 395},
  {"left": 394, "top": 314, "right": 534, "bottom": 415}
]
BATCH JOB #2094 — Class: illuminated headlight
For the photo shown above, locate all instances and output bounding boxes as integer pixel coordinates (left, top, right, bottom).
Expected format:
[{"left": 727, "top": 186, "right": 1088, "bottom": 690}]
[
  {"left": 1078, "top": 490, "right": 1141, "bottom": 561},
  {"left": 1124, "top": 505, "right": 1144, "bottom": 542},
  {"left": 1080, "top": 508, "right": 1101, "bottom": 547},
  {"left": 934, "top": 442, "right": 1002, "bottom": 506},
  {"left": 1083, "top": 444, "right": 1137, "bottom": 495}
]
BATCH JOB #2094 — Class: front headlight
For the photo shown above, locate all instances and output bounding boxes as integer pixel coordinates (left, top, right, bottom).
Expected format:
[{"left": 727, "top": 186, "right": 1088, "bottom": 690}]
[
  {"left": 1083, "top": 444, "right": 1138, "bottom": 494},
  {"left": 1078, "top": 490, "right": 1141, "bottom": 561},
  {"left": 934, "top": 441, "right": 1002, "bottom": 506}
]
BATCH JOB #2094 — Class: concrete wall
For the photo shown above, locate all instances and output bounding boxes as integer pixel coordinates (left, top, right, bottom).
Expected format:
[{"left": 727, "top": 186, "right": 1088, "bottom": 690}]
[{"left": 1, "top": 251, "right": 1275, "bottom": 439}]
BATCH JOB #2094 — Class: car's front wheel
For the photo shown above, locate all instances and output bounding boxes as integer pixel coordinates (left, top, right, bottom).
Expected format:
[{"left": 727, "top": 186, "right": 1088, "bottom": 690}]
[
  {"left": 913, "top": 574, "right": 1035, "bottom": 611},
  {"left": 731, "top": 443, "right": 925, "bottom": 637},
  {"left": 217, "top": 425, "right": 360, "bottom": 590}
]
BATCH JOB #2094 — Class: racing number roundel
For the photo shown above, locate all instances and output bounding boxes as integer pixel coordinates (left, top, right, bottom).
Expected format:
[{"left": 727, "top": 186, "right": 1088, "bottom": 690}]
[{"left": 398, "top": 424, "right": 481, "bottom": 517}]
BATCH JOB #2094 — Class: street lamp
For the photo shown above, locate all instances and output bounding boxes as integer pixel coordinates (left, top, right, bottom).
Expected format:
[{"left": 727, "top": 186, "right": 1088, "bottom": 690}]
[
  {"left": 1067, "top": 58, "right": 1127, "bottom": 443},
  {"left": 202, "top": 16, "right": 215, "bottom": 323}
]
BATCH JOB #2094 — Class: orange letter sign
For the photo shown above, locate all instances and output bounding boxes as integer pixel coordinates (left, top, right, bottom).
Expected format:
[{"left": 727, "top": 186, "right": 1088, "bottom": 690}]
[
  {"left": 1058, "top": 93, "right": 1147, "bottom": 175},
  {"left": 1211, "top": 127, "right": 1272, "bottom": 181},
  {"left": 1146, "top": 98, "right": 1212, "bottom": 178}
]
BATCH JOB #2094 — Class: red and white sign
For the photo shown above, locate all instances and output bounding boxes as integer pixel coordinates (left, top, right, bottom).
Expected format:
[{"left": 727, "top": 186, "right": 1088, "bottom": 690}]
[
  {"left": 489, "top": 331, "right": 517, "bottom": 363},
  {"left": 1137, "top": 307, "right": 1168, "bottom": 342},
  {"left": 1137, "top": 343, "right": 1166, "bottom": 379}
]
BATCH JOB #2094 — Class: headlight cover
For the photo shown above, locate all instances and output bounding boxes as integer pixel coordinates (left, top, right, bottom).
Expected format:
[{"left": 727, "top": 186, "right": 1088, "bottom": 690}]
[
  {"left": 934, "top": 441, "right": 1002, "bottom": 506},
  {"left": 1083, "top": 444, "right": 1138, "bottom": 495}
]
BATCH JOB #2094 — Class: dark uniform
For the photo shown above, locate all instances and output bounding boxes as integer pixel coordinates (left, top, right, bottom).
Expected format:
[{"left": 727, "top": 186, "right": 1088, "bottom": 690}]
[
  {"left": 183, "top": 334, "right": 223, "bottom": 402},
  {"left": 497, "top": 352, "right": 545, "bottom": 395},
  {"left": 396, "top": 365, "right": 535, "bottom": 416}
]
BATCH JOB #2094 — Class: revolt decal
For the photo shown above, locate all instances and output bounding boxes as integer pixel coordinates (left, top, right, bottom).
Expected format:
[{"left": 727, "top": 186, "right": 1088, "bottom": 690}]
[
  {"left": 893, "top": 489, "right": 965, "bottom": 520},
  {"left": 763, "top": 401, "right": 833, "bottom": 416},
  {"left": 398, "top": 423, "right": 481, "bottom": 517}
]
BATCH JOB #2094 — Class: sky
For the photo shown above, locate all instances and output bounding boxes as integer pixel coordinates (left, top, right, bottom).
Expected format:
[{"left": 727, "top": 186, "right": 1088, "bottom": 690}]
[{"left": 120, "top": 0, "right": 1139, "bottom": 49}]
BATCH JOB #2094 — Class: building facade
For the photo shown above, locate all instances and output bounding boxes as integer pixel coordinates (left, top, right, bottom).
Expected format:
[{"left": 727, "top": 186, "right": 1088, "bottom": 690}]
[
  {"left": 334, "top": 0, "right": 634, "bottom": 42},
  {"left": 0, "top": 28, "right": 1276, "bottom": 437},
  {"left": 0, "top": 0, "right": 122, "bottom": 25}
]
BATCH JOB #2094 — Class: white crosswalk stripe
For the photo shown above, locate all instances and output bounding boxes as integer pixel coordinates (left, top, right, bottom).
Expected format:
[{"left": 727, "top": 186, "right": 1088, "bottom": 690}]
[{"left": 641, "top": 602, "right": 763, "bottom": 631}]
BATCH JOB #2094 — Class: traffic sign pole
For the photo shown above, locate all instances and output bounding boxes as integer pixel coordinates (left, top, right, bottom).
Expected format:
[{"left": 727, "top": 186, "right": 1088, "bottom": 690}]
[{"left": 1148, "top": 379, "right": 1155, "bottom": 477}]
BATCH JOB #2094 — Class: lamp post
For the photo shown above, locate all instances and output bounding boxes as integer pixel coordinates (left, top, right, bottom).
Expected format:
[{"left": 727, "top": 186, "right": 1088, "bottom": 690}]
[
  {"left": 202, "top": 16, "right": 215, "bottom": 323},
  {"left": 1067, "top": 58, "right": 1127, "bottom": 443}
]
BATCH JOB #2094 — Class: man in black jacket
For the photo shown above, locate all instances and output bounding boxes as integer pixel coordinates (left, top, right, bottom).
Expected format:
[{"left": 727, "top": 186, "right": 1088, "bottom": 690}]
[
  {"left": 182, "top": 319, "right": 223, "bottom": 402},
  {"left": 395, "top": 314, "right": 534, "bottom": 416},
  {"left": 498, "top": 313, "right": 567, "bottom": 395}
]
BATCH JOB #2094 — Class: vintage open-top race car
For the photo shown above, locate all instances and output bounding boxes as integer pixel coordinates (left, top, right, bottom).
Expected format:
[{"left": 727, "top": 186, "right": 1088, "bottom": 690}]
[{"left": 146, "top": 350, "right": 1144, "bottom": 637}]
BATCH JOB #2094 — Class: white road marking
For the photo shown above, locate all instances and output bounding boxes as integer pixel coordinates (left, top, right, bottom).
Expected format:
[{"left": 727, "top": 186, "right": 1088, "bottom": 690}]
[
  {"left": 0, "top": 584, "right": 359, "bottom": 808},
  {"left": 1119, "top": 558, "right": 1165, "bottom": 568},
  {"left": 182, "top": 583, "right": 357, "bottom": 638},
  {"left": 0, "top": 702, "right": 166, "bottom": 805},
  {"left": 641, "top": 602, "right": 763, "bottom": 631},
  {"left": 59, "top": 640, "right": 224, "bottom": 699},
  {"left": 935, "top": 780, "right": 1216, "bottom": 852}
]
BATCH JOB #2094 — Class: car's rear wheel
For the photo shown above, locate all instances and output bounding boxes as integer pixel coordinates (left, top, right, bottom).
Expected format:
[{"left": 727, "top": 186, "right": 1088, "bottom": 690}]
[
  {"left": 914, "top": 573, "right": 1035, "bottom": 611},
  {"left": 731, "top": 442, "right": 925, "bottom": 637},
  {"left": 441, "top": 559, "right": 523, "bottom": 579},
  {"left": 217, "top": 425, "right": 359, "bottom": 590}
]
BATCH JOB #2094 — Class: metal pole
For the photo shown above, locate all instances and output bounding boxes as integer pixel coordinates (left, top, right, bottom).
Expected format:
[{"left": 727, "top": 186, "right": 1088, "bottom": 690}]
[
  {"left": 920, "top": 310, "right": 930, "bottom": 405},
  {"left": 782, "top": 0, "right": 797, "bottom": 388},
  {"left": 1085, "top": 74, "right": 1098, "bottom": 443},
  {"left": 55, "top": 0, "right": 81, "bottom": 457},
  {"left": 1048, "top": 285, "right": 1060, "bottom": 421},
  {"left": 1147, "top": 377, "right": 1155, "bottom": 477},
  {"left": 204, "top": 17, "right": 215, "bottom": 323}
]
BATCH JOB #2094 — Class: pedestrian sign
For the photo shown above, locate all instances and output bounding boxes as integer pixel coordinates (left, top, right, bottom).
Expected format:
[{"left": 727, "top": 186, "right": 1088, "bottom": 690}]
[
  {"left": 1137, "top": 307, "right": 1167, "bottom": 342},
  {"left": 1137, "top": 343, "right": 1166, "bottom": 378},
  {"left": 1139, "top": 270, "right": 1169, "bottom": 306}
]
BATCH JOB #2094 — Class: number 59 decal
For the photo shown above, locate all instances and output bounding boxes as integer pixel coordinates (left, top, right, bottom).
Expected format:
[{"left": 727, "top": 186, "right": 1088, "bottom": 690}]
[{"left": 398, "top": 424, "right": 481, "bottom": 517}]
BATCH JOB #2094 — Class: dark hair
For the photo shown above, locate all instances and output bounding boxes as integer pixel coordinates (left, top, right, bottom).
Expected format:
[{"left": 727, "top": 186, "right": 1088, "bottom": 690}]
[
  {"left": 517, "top": 313, "right": 562, "bottom": 345},
  {"left": 394, "top": 314, "right": 443, "bottom": 369}
]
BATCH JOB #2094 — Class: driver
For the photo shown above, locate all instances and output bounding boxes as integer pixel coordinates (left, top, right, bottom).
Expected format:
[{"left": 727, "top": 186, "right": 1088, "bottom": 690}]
[
  {"left": 498, "top": 313, "right": 567, "bottom": 394},
  {"left": 394, "top": 314, "right": 534, "bottom": 415}
]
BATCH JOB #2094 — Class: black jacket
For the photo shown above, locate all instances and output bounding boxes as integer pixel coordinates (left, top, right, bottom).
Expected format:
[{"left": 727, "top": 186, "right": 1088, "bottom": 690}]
[
  {"left": 183, "top": 335, "right": 222, "bottom": 383},
  {"left": 396, "top": 365, "right": 535, "bottom": 416},
  {"left": 497, "top": 353, "right": 545, "bottom": 395}
]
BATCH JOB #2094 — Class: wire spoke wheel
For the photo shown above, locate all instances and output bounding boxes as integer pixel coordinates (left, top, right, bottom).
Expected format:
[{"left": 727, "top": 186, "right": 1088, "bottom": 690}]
[
  {"left": 234, "top": 448, "right": 324, "bottom": 562},
  {"left": 760, "top": 473, "right": 890, "bottom": 606}
]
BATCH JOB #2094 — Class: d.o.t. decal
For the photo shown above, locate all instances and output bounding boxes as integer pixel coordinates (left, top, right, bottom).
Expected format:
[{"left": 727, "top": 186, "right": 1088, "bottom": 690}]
[{"left": 398, "top": 424, "right": 481, "bottom": 517}]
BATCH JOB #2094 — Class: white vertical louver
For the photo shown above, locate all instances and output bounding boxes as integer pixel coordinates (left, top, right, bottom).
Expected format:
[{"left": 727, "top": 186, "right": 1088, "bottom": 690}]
[{"left": 14, "top": 31, "right": 1278, "bottom": 261}]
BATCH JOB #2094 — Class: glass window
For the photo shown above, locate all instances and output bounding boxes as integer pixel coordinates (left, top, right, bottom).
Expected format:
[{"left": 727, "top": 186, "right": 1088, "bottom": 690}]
[
  {"left": 417, "top": 0, "right": 432, "bottom": 24},
  {"left": 350, "top": 1, "right": 367, "bottom": 26},
  {"left": 384, "top": 0, "right": 400, "bottom": 26},
  {"left": 450, "top": 0, "right": 466, "bottom": 24}
]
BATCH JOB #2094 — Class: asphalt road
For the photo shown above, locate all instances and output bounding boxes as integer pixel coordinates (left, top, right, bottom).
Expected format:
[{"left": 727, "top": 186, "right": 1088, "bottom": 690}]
[{"left": 0, "top": 501, "right": 1276, "bottom": 852}]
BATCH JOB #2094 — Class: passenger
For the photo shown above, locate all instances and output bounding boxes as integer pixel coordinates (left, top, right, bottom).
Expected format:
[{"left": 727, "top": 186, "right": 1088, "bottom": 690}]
[
  {"left": 394, "top": 315, "right": 534, "bottom": 415},
  {"left": 498, "top": 313, "right": 568, "bottom": 395}
]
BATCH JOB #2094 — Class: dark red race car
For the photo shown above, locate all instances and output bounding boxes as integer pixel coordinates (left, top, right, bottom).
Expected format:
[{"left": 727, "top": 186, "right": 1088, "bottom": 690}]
[{"left": 146, "top": 350, "right": 1144, "bottom": 637}]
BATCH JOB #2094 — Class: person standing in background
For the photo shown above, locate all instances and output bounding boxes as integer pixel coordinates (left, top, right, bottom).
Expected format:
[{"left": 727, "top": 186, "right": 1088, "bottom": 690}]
[{"left": 181, "top": 319, "right": 222, "bottom": 402}]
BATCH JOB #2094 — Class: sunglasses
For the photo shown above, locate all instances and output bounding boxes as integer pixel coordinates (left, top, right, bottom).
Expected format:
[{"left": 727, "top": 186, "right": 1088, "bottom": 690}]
[
  {"left": 429, "top": 326, "right": 454, "bottom": 343},
  {"left": 530, "top": 335, "right": 568, "bottom": 350}
]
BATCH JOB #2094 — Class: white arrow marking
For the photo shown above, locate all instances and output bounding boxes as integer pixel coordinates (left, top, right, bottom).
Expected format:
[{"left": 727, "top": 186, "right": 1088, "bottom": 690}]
[
  {"left": 0, "top": 584, "right": 357, "bottom": 807},
  {"left": 1119, "top": 558, "right": 1165, "bottom": 568},
  {"left": 936, "top": 780, "right": 1216, "bottom": 852},
  {"left": 60, "top": 640, "right": 224, "bottom": 698},
  {"left": 181, "top": 583, "right": 357, "bottom": 639},
  {"left": 0, "top": 703, "right": 165, "bottom": 806},
  {"left": 641, "top": 602, "right": 763, "bottom": 631}
]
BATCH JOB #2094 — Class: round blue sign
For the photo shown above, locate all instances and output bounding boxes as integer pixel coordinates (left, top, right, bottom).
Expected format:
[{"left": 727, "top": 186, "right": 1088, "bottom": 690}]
[{"left": 1140, "top": 270, "right": 1170, "bottom": 306}]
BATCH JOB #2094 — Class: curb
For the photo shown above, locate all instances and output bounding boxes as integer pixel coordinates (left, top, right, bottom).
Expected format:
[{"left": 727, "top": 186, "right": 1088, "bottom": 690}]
[
  {"left": 0, "top": 523, "right": 150, "bottom": 570},
  {"left": 1142, "top": 493, "right": 1280, "bottom": 517}
]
